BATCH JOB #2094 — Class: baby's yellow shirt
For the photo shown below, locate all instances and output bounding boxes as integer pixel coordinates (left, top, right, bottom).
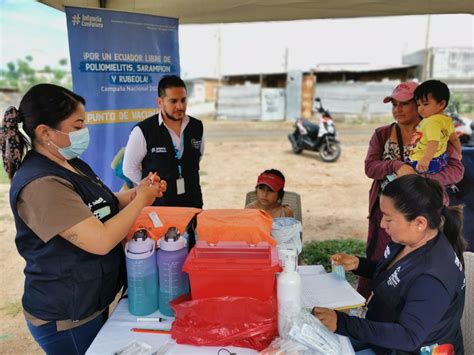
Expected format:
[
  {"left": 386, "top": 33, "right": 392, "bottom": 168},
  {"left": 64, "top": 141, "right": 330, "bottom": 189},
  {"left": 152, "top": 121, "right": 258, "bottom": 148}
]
[{"left": 410, "top": 114, "right": 455, "bottom": 161}]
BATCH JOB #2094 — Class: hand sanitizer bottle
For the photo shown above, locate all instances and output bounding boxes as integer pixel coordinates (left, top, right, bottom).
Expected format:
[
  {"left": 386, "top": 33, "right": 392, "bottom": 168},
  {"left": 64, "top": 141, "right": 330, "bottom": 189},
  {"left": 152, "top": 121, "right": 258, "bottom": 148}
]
[{"left": 277, "top": 248, "right": 302, "bottom": 338}]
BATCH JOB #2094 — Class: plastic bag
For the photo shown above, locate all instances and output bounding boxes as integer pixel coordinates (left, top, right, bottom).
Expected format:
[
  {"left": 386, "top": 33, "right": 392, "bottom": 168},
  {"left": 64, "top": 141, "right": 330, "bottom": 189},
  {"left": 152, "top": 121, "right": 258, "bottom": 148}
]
[
  {"left": 287, "top": 309, "right": 342, "bottom": 355},
  {"left": 170, "top": 294, "right": 278, "bottom": 351},
  {"left": 272, "top": 218, "right": 302, "bottom": 254}
]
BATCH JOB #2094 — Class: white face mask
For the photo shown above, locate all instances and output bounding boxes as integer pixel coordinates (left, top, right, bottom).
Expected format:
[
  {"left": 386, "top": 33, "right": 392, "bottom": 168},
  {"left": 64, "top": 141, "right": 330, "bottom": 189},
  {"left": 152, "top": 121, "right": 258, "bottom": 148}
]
[{"left": 50, "top": 127, "right": 90, "bottom": 160}]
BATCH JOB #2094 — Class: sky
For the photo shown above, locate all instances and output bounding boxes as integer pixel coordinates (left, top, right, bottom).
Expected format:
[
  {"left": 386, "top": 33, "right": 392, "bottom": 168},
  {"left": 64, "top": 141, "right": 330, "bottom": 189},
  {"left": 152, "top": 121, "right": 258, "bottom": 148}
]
[{"left": 1, "top": 0, "right": 473, "bottom": 78}]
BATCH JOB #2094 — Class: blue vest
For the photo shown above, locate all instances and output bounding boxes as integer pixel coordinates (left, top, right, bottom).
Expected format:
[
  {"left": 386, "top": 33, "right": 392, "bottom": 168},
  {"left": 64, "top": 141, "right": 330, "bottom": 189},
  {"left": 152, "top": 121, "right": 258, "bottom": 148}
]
[
  {"left": 10, "top": 151, "right": 125, "bottom": 322},
  {"left": 368, "top": 232, "right": 465, "bottom": 354},
  {"left": 137, "top": 114, "right": 203, "bottom": 208}
]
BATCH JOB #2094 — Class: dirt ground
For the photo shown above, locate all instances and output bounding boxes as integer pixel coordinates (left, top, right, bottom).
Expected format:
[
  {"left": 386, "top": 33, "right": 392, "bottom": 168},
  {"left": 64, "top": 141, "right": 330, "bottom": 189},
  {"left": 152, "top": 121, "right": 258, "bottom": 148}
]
[{"left": 0, "top": 119, "right": 383, "bottom": 354}]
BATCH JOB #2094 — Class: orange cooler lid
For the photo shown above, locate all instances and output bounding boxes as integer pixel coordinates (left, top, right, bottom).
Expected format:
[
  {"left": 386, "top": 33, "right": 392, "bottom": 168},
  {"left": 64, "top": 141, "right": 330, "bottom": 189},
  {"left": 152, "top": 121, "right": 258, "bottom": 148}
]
[
  {"left": 127, "top": 206, "right": 202, "bottom": 241},
  {"left": 196, "top": 209, "right": 275, "bottom": 246}
]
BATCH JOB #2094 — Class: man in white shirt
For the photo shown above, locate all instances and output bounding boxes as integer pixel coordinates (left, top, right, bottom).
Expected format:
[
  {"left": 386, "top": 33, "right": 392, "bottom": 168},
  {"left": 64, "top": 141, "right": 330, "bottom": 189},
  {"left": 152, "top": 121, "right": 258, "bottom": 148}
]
[{"left": 123, "top": 75, "right": 204, "bottom": 208}]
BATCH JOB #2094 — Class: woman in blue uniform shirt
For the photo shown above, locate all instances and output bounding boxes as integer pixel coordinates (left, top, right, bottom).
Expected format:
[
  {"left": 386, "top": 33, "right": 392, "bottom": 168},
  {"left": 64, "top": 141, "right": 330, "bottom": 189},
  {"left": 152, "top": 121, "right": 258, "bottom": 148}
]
[
  {"left": 313, "top": 174, "right": 466, "bottom": 354},
  {"left": 1, "top": 84, "right": 167, "bottom": 354}
]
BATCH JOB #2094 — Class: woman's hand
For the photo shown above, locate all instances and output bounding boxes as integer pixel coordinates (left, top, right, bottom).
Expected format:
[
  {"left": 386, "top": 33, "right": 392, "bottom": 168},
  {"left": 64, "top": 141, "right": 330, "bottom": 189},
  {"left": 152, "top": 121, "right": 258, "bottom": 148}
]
[
  {"left": 312, "top": 307, "right": 337, "bottom": 332},
  {"left": 145, "top": 172, "right": 167, "bottom": 196},
  {"left": 135, "top": 172, "right": 167, "bottom": 206},
  {"left": 396, "top": 164, "right": 416, "bottom": 177},
  {"left": 331, "top": 253, "right": 359, "bottom": 271}
]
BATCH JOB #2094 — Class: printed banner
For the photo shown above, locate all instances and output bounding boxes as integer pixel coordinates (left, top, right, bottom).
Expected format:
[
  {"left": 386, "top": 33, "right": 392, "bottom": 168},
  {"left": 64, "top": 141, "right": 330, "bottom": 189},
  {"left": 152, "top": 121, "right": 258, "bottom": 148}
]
[{"left": 65, "top": 7, "right": 179, "bottom": 190}]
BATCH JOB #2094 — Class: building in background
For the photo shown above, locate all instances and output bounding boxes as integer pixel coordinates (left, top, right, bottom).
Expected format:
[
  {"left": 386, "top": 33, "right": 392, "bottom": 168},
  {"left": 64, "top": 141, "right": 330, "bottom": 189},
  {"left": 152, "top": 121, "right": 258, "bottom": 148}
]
[
  {"left": 214, "top": 46, "right": 473, "bottom": 121},
  {"left": 216, "top": 72, "right": 288, "bottom": 121},
  {"left": 184, "top": 77, "right": 218, "bottom": 104},
  {"left": 216, "top": 65, "right": 417, "bottom": 120},
  {"left": 403, "top": 47, "right": 474, "bottom": 111},
  {"left": 184, "top": 77, "right": 218, "bottom": 118}
]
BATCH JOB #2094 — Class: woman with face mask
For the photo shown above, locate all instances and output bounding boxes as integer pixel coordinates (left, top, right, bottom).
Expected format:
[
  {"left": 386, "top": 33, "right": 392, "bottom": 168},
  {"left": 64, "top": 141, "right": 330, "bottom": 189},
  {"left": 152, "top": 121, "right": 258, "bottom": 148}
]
[
  {"left": 0, "top": 84, "right": 167, "bottom": 354},
  {"left": 358, "top": 81, "right": 464, "bottom": 298}
]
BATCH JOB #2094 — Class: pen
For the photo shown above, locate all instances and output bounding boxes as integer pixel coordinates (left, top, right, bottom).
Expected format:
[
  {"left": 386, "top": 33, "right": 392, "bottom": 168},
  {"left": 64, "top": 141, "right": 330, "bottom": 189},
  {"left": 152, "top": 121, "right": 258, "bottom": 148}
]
[
  {"left": 136, "top": 317, "right": 163, "bottom": 322},
  {"left": 131, "top": 328, "right": 171, "bottom": 335}
]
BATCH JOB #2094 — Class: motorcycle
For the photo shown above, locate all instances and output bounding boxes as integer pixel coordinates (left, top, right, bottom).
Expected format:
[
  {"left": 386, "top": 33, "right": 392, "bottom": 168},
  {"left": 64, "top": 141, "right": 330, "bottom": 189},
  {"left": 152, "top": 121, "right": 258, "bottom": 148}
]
[
  {"left": 446, "top": 104, "right": 474, "bottom": 147},
  {"left": 288, "top": 97, "right": 341, "bottom": 162}
]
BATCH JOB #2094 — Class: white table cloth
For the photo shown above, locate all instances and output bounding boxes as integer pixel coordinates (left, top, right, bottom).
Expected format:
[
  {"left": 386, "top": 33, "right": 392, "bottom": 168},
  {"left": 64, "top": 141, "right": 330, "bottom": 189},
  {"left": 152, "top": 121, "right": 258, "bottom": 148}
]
[{"left": 87, "top": 265, "right": 355, "bottom": 354}]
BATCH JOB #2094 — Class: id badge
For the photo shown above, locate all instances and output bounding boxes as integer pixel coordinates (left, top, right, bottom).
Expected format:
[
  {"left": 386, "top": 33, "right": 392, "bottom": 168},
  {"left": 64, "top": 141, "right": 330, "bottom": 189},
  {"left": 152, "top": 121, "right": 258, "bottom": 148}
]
[{"left": 176, "top": 177, "right": 185, "bottom": 195}]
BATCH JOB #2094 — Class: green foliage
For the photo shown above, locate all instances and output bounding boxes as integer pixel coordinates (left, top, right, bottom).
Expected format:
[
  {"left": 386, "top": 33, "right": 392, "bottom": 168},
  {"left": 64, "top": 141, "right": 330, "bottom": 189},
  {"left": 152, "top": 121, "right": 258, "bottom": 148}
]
[
  {"left": 301, "top": 239, "right": 366, "bottom": 286},
  {"left": 451, "top": 92, "right": 474, "bottom": 113},
  {"left": 0, "top": 56, "right": 72, "bottom": 93},
  {"left": 301, "top": 239, "right": 366, "bottom": 270},
  {"left": 0, "top": 167, "right": 9, "bottom": 184},
  {"left": 450, "top": 93, "right": 463, "bottom": 112}
]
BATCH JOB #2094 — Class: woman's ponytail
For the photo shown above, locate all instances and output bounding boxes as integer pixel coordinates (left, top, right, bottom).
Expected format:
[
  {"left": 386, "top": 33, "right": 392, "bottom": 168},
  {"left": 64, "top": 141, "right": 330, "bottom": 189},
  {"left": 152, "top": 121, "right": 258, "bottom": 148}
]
[
  {"left": 1, "top": 84, "right": 87, "bottom": 180},
  {"left": 382, "top": 175, "right": 467, "bottom": 266},
  {"left": 0, "top": 106, "right": 30, "bottom": 180},
  {"left": 441, "top": 205, "right": 466, "bottom": 267}
]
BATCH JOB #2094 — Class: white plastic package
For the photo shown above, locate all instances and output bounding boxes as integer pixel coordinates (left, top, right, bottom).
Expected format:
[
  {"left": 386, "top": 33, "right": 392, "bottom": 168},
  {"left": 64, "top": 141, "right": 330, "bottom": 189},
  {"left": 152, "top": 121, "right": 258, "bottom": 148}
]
[
  {"left": 272, "top": 217, "right": 302, "bottom": 255},
  {"left": 259, "top": 337, "right": 309, "bottom": 355},
  {"left": 287, "top": 309, "right": 342, "bottom": 355},
  {"left": 114, "top": 339, "right": 175, "bottom": 355},
  {"left": 114, "top": 340, "right": 153, "bottom": 355}
]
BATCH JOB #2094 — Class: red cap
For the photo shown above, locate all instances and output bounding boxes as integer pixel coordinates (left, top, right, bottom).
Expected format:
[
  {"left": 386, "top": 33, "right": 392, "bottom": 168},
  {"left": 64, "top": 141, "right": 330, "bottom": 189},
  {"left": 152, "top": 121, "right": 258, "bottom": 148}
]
[
  {"left": 257, "top": 173, "right": 285, "bottom": 192},
  {"left": 383, "top": 81, "right": 418, "bottom": 103}
]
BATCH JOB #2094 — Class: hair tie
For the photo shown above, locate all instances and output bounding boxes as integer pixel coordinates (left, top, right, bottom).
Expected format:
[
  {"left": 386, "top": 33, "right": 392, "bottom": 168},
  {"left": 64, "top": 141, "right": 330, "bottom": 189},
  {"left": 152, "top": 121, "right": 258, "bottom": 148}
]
[{"left": 1, "top": 106, "right": 23, "bottom": 178}]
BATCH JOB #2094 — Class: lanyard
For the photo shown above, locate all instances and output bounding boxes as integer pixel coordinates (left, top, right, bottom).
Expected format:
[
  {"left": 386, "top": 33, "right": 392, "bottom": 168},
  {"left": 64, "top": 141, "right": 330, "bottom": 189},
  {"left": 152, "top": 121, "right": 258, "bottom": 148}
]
[
  {"left": 172, "top": 134, "right": 184, "bottom": 177},
  {"left": 395, "top": 123, "right": 404, "bottom": 161}
]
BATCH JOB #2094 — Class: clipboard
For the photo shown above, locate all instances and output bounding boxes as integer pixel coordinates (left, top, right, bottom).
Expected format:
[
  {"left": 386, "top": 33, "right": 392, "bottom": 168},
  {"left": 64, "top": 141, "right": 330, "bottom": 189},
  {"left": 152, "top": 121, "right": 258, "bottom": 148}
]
[{"left": 300, "top": 269, "right": 366, "bottom": 310}]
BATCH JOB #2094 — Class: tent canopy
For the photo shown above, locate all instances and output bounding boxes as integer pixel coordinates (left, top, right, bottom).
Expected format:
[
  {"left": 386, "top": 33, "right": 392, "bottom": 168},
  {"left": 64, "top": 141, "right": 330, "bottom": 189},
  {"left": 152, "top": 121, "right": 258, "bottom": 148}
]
[{"left": 39, "top": 0, "right": 473, "bottom": 24}]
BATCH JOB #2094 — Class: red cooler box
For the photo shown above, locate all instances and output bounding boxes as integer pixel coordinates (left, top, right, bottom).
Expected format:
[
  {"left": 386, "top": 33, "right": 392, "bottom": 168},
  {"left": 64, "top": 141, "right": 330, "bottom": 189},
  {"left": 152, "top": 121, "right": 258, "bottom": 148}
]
[{"left": 183, "top": 241, "right": 281, "bottom": 301}]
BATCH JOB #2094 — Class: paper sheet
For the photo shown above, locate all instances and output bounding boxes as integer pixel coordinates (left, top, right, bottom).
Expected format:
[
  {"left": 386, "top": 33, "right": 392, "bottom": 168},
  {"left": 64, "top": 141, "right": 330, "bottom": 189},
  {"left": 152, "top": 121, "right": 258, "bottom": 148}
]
[
  {"left": 301, "top": 272, "right": 366, "bottom": 310},
  {"left": 297, "top": 264, "right": 326, "bottom": 275}
]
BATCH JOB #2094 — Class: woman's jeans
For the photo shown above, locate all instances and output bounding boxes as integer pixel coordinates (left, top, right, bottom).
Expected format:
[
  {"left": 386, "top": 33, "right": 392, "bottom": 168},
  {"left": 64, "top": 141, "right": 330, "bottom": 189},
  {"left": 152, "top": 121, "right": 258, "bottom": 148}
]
[{"left": 26, "top": 311, "right": 107, "bottom": 355}]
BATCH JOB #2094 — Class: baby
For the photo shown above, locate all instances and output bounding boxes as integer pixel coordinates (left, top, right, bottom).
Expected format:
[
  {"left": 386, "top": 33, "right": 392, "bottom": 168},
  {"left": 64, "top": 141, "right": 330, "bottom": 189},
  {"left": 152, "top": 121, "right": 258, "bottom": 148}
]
[{"left": 409, "top": 80, "right": 462, "bottom": 173}]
